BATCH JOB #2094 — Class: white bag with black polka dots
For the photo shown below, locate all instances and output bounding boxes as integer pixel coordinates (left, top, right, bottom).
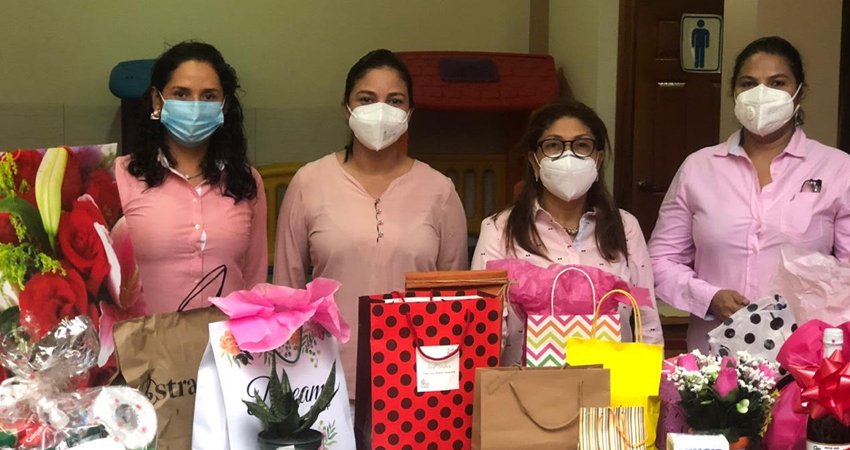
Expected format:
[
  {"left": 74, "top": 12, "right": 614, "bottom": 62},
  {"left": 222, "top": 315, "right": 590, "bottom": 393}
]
[{"left": 707, "top": 295, "right": 797, "bottom": 367}]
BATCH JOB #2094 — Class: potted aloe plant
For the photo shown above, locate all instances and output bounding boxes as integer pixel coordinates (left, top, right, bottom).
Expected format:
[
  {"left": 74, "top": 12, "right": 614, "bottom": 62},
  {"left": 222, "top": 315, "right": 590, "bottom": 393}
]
[{"left": 244, "top": 358, "right": 338, "bottom": 450}]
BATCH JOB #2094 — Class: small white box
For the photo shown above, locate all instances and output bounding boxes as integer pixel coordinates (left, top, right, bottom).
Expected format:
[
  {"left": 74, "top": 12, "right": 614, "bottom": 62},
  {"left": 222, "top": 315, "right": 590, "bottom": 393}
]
[{"left": 667, "top": 433, "right": 730, "bottom": 450}]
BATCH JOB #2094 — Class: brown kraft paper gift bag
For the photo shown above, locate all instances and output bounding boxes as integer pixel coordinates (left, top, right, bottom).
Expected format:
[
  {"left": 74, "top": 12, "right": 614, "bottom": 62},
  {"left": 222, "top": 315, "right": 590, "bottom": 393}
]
[
  {"left": 113, "top": 265, "right": 229, "bottom": 450},
  {"left": 472, "top": 365, "right": 610, "bottom": 450}
]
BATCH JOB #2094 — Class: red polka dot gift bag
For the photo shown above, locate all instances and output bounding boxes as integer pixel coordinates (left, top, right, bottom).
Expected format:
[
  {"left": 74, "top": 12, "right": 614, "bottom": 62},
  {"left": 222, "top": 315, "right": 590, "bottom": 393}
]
[{"left": 356, "top": 290, "right": 502, "bottom": 450}]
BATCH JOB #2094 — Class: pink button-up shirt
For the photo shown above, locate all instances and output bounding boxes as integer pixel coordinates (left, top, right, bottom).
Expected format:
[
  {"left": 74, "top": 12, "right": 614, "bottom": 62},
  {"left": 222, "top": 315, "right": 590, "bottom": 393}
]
[
  {"left": 116, "top": 155, "right": 268, "bottom": 314},
  {"left": 471, "top": 204, "right": 663, "bottom": 362},
  {"left": 648, "top": 129, "right": 850, "bottom": 352},
  {"left": 273, "top": 154, "right": 468, "bottom": 396}
]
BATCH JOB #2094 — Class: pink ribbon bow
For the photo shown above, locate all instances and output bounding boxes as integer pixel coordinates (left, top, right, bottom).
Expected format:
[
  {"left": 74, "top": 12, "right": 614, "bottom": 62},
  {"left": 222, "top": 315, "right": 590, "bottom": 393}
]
[{"left": 210, "top": 278, "right": 350, "bottom": 353}]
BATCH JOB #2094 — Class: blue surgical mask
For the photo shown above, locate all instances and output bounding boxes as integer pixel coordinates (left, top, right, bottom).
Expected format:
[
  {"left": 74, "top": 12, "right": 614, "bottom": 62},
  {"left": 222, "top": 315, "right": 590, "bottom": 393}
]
[{"left": 159, "top": 94, "right": 224, "bottom": 148}]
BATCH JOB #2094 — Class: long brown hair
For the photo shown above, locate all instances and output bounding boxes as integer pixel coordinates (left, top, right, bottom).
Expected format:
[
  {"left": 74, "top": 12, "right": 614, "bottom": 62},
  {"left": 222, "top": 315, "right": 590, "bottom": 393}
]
[{"left": 499, "top": 99, "right": 628, "bottom": 262}]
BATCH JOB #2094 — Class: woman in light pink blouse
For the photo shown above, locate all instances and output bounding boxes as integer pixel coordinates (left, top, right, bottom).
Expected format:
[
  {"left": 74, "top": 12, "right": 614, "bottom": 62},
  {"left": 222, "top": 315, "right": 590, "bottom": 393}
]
[
  {"left": 116, "top": 42, "right": 267, "bottom": 314},
  {"left": 648, "top": 37, "right": 850, "bottom": 352},
  {"left": 274, "top": 50, "right": 468, "bottom": 397},
  {"left": 472, "top": 99, "right": 663, "bottom": 364}
]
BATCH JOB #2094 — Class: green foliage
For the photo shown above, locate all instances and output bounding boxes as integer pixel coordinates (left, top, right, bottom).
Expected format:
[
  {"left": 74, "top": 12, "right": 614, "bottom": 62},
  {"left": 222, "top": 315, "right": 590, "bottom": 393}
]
[
  {"left": 0, "top": 197, "right": 51, "bottom": 251},
  {"left": 0, "top": 153, "right": 17, "bottom": 200},
  {"left": 0, "top": 242, "right": 63, "bottom": 290},
  {"left": 243, "top": 357, "right": 338, "bottom": 439},
  {"left": 0, "top": 307, "right": 20, "bottom": 335},
  {"left": 679, "top": 386, "right": 768, "bottom": 443}
]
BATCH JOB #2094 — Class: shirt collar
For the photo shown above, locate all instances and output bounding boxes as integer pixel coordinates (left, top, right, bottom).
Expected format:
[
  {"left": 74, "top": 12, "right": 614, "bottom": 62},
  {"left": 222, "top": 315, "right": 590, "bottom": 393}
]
[
  {"left": 715, "top": 128, "right": 808, "bottom": 158},
  {"left": 533, "top": 200, "right": 597, "bottom": 220},
  {"left": 157, "top": 149, "right": 226, "bottom": 173}
]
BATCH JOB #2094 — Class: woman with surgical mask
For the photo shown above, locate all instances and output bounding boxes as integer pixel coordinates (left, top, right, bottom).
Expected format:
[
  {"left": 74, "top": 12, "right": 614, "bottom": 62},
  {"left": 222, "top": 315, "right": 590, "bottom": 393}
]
[
  {"left": 472, "top": 99, "right": 663, "bottom": 364},
  {"left": 649, "top": 37, "right": 850, "bottom": 353},
  {"left": 274, "top": 49, "right": 468, "bottom": 400},
  {"left": 116, "top": 42, "right": 267, "bottom": 313}
]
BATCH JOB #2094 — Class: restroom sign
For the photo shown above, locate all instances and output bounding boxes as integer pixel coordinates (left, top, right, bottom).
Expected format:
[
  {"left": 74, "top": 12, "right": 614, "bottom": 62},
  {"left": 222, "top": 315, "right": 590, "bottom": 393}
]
[{"left": 681, "top": 14, "right": 722, "bottom": 73}]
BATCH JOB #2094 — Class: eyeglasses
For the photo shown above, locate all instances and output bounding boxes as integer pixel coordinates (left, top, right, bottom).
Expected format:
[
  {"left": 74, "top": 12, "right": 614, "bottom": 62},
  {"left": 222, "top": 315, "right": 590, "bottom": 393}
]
[{"left": 537, "top": 137, "right": 597, "bottom": 159}]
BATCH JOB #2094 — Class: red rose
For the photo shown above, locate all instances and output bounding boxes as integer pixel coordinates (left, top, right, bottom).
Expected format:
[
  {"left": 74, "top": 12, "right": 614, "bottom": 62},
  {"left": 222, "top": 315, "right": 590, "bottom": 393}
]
[
  {"left": 84, "top": 169, "right": 121, "bottom": 228},
  {"left": 61, "top": 151, "right": 84, "bottom": 211},
  {"left": 0, "top": 213, "right": 19, "bottom": 244},
  {"left": 18, "top": 265, "right": 98, "bottom": 340},
  {"left": 57, "top": 200, "right": 109, "bottom": 296},
  {"left": 11, "top": 150, "right": 43, "bottom": 207}
]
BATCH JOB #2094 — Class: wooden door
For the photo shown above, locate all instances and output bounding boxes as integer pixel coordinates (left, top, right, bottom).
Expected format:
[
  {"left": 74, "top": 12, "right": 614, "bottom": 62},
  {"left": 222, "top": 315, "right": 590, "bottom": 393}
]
[{"left": 615, "top": 0, "right": 724, "bottom": 239}]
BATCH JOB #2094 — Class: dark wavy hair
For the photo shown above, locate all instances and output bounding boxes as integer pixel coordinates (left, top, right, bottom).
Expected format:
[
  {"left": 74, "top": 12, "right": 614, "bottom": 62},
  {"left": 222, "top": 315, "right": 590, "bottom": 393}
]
[
  {"left": 732, "top": 36, "right": 806, "bottom": 127},
  {"left": 342, "top": 49, "right": 414, "bottom": 162},
  {"left": 128, "top": 41, "right": 257, "bottom": 202},
  {"left": 498, "top": 99, "right": 628, "bottom": 263}
]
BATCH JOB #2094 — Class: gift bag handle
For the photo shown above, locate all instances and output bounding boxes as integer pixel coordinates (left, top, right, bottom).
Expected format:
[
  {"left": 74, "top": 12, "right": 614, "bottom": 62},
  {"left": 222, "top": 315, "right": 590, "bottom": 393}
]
[
  {"left": 177, "top": 265, "right": 227, "bottom": 312},
  {"left": 405, "top": 308, "right": 473, "bottom": 362},
  {"left": 591, "top": 289, "right": 643, "bottom": 343},
  {"left": 510, "top": 379, "right": 584, "bottom": 431},
  {"left": 596, "top": 407, "right": 647, "bottom": 449},
  {"left": 550, "top": 267, "right": 597, "bottom": 316}
]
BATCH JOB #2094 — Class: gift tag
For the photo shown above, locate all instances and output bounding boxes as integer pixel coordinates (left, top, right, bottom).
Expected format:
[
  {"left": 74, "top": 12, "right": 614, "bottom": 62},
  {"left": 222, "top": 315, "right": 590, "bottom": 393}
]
[{"left": 416, "top": 345, "right": 460, "bottom": 392}]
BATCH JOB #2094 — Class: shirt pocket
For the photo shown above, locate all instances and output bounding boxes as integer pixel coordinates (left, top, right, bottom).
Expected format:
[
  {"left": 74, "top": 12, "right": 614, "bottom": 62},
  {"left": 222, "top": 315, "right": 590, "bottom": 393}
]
[{"left": 780, "top": 192, "right": 824, "bottom": 241}]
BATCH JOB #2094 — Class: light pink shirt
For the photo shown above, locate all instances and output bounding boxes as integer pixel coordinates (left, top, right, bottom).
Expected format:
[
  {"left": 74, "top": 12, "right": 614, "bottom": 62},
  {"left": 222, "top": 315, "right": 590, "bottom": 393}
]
[
  {"left": 471, "top": 204, "right": 663, "bottom": 360},
  {"left": 115, "top": 155, "right": 268, "bottom": 314},
  {"left": 273, "top": 154, "right": 469, "bottom": 396},
  {"left": 648, "top": 129, "right": 850, "bottom": 352}
]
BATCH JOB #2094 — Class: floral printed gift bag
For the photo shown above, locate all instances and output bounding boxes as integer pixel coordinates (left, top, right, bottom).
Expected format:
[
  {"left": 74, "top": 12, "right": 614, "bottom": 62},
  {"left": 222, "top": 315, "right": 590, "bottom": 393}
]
[{"left": 192, "top": 279, "right": 355, "bottom": 450}]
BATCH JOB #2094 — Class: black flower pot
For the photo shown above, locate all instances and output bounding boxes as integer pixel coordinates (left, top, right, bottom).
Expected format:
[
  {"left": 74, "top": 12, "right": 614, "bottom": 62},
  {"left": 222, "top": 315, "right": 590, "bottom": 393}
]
[{"left": 257, "top": 429, "right": 324, "bottom": 450}]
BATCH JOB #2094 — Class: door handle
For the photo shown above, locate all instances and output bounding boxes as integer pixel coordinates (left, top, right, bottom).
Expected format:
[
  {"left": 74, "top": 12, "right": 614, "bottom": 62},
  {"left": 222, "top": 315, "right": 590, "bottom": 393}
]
[{"left": 637, "top": 179, "right": 668, "bottom": 194}]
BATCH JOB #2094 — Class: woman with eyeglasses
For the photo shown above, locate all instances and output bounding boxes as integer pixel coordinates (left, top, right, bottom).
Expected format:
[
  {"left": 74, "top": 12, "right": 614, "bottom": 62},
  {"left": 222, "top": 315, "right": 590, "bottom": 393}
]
[
  {"left": 648, "top": 37, "right": 850, "bottom": 353},
  {"left": 471, "top": 99, "right": 663, "bottom": 364}
]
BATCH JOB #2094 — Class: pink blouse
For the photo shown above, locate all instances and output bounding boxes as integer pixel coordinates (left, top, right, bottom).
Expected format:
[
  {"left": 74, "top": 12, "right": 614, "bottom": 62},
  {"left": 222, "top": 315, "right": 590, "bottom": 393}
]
[
  {"left": 115, "top": 155, "right": 268, "bottom": 314},
  {"left": 274, "top": 154, "right": 469, "bottom": 396},
  {"left": 648, "top": 130, "right": 850, "bottom": 352},
  {"left": 471, "top": 204, "right": 663, "bottom": 364}
]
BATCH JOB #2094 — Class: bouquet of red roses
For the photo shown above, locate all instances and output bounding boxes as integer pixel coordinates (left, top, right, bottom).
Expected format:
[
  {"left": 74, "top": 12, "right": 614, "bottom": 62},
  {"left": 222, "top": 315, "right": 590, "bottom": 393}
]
[{"left": 0, "top": 144, "right": 145, "bottom": 386}]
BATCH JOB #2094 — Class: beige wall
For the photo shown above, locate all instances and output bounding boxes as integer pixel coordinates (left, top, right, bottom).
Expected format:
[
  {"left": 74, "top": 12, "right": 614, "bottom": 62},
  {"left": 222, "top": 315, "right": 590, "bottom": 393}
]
[
  {"left": 0, "top": 1, "right": 531, "bottom": 162},
  {"left": 720, "top": 0, "right": 843, "bottom": 146},
  {"left": 547, "top": 0, "right": 620, "bottom": 189}
]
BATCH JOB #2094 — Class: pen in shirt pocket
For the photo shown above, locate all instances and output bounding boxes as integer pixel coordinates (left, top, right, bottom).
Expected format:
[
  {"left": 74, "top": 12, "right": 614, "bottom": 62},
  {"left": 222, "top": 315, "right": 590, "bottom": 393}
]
[{"left": 800, "top": 179, "right": 822, "bottom": 193}]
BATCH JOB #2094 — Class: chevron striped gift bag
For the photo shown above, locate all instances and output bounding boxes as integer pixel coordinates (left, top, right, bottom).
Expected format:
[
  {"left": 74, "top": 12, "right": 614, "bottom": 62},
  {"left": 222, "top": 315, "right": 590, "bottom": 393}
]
[{"left": 526, "top": 267, "right": 621, "bottom": 367}]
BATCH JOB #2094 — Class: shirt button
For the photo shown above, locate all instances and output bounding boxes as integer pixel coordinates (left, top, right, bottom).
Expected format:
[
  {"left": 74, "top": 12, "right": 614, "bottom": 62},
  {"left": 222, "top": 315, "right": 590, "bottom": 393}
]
[
  {"left": 195, "top": 224, "right": 200, "bottom": 230},
  {"left": 378, "top": 220, "right": 384, "bottom": 226},
  {"left": 193, "top": 198, "right": 198, "bottom": 203},
  {"left": 376, "top": 209, "right": 382, "bottom": 215},
  {"left": 379, "top": 231, "right": 385, "bottom": 238}
]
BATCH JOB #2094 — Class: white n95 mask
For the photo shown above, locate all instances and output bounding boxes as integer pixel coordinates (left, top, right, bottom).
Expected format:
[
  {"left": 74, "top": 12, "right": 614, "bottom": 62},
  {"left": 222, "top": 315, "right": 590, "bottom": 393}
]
[
  {"left": 535, "top": 153, "right": 598, "bottom": 202},
  {"left": 734, "top": 84, "right": 801, "bottom": 137},
  {"left": 348, "top": 103, "right": 410, "bottom": 151}
]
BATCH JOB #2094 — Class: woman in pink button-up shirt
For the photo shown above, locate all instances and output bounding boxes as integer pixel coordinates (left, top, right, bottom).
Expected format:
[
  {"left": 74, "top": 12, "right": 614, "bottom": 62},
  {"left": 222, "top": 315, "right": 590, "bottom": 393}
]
[
  {"left": 472, "top": 99, "right": 663, "bottom": 363},
  {"left": 649, "top": 37, "right": 850, "bottom": 352},
  {"left": 274, "top": 50, "right": 468, "bottom": 398},
  {"left": 116, "top": 42, "right": 267, "bottom": 314}
]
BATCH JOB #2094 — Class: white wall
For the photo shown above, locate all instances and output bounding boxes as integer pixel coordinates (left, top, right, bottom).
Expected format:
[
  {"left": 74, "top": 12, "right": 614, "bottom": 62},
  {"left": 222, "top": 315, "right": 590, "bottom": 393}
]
[{"left": 0, "top": 1, "right": 531, "bottom": 162}]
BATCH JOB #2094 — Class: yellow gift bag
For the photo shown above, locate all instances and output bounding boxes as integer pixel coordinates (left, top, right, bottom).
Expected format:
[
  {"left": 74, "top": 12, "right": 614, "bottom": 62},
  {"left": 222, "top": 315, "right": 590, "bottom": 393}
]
[{"left": 566, "top": 290, "right": 663, "bottom": 450}]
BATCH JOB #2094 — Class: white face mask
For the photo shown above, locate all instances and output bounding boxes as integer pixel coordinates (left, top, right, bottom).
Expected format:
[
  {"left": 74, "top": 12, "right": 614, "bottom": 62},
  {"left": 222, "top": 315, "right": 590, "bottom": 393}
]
[
  {"left": 535, "top": 153, "right": 598, "bottom": 202},
  {"left": 347, "top": 103, "right": 410, "bottom": 151},
  {"left": 734, "top": 84, "right": 801, "bottom": 137}
]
